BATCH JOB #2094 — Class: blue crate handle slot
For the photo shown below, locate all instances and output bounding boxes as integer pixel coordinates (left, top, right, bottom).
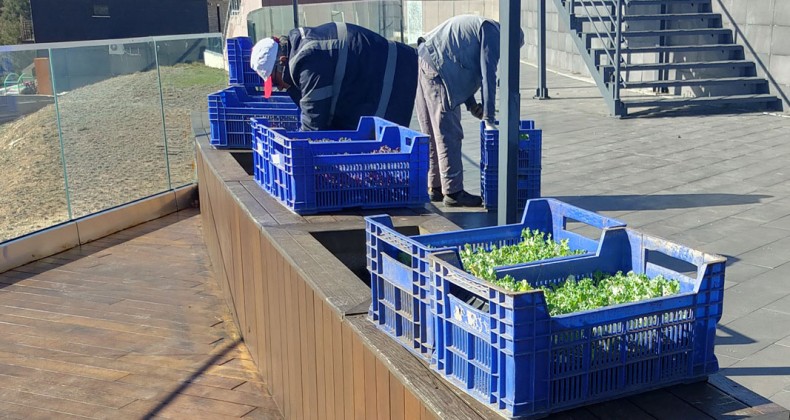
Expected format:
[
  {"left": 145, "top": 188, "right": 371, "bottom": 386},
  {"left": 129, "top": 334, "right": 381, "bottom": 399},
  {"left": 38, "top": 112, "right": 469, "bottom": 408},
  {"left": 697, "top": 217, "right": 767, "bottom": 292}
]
[
  {"left": 419, "top": 198, "right": 623, "bottom": 255},
  {"left": 496, "top": 228, "right": 726, "bottom": 294}
]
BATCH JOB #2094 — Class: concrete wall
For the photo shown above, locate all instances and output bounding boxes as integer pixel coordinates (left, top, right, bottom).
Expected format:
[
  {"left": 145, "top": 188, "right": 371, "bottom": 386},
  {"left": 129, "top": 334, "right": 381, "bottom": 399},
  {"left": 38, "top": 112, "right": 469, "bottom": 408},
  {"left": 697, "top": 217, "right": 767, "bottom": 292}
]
[
  {"left": 222, "top": 0, "right": 787, "bottom": 108},
  {"left": 712, "top": 0, "right": 790, "bottom": 107}
]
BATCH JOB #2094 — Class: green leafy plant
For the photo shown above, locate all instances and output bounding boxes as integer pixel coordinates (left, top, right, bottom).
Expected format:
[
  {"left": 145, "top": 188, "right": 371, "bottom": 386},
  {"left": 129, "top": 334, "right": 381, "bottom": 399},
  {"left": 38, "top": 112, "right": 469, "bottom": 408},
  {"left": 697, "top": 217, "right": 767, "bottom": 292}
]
[
  {"left": 460, "top": 229, "right": 584, "bottom": 283},
  {"left": 458, "top": 230, "right": 682, "bottom": 315},
  {"left": 541, "top": 271, "right": 681, "bottom": 316}
]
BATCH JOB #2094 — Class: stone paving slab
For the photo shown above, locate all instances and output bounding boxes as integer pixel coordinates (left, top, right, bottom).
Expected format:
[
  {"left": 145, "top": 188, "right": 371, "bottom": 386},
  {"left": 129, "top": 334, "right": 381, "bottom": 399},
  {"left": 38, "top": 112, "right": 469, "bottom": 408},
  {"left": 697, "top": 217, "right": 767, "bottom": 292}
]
[{"left": 408, "top": 61, "right": 790, "bottom": 409}]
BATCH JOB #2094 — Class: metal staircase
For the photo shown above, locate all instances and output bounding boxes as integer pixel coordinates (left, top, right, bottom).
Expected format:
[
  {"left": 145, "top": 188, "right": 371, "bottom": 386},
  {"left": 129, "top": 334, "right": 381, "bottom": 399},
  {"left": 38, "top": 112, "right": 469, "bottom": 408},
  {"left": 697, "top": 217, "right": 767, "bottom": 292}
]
[{"left": 552, "top": 0, "right": 783, "bottom": 116}]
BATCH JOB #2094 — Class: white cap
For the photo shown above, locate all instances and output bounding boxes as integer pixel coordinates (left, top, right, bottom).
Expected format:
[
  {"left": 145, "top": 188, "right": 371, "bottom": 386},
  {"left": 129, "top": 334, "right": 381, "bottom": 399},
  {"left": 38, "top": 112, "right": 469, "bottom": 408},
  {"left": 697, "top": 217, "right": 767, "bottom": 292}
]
[{"left": 250, "top": 38, "right": 279, "bottom": 81}]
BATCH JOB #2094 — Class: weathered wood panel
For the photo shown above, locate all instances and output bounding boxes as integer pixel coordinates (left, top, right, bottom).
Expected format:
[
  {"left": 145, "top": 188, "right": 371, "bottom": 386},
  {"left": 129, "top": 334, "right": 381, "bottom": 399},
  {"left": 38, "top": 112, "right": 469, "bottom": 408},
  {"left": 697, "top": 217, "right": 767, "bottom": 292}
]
[{"left": 197, "top": 139, "right": 790, "bottom": 420}]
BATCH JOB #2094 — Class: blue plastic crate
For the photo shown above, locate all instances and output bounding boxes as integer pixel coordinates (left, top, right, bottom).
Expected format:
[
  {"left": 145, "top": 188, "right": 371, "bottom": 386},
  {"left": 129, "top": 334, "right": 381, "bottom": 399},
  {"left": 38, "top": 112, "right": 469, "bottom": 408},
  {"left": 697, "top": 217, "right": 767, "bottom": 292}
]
[
  {"left": 252, "top": 116, "right": 430, "bottom": 214},
  {"left": 208, "top": 86, "right": 300, "bottom": 149},
  {"left": 216, "top": 85, "right": 294, "bottom": 104},
  {"left": 481, "top": 166, "right": 541, "bottom": 210},
  {"left": 227, "top": 37, "right": 264, "bottom": 87},
  {"left": 480, "top": 121, "right": 542, "bottom": 210},
  {"left": 366, "top": 198, "right": 626, "bottom": 363},
  {"left": 480, "top": 120, "right": 542, "bottom": 169},
  {"left": 429, "top": 228, "right": 726, "bottom": 418}
]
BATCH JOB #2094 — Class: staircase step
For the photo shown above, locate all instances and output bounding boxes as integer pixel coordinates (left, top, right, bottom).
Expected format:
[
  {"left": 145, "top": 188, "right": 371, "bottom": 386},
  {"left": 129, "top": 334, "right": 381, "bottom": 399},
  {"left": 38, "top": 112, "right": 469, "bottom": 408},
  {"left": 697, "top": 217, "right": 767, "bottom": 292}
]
[
  {"left": 622, "top": 94, "right": 780, "bottom": 110},
  {"left": 624, "top": 76, "right": 767, "bottom": 89},
  {"left": 584, "top": 28, "right": 731, "bottom": 39},
  {"left": 622, "top": 12, "right": 720, "bottom": 21},
  {"left": 604, "top": 60, "right": 754, "bottom": 71},
  {"left": 593, "top": 44, "right": 743, "bottom": 56},
  {"left": 570, "top": 0, "right": 710, "bottom": 6}
]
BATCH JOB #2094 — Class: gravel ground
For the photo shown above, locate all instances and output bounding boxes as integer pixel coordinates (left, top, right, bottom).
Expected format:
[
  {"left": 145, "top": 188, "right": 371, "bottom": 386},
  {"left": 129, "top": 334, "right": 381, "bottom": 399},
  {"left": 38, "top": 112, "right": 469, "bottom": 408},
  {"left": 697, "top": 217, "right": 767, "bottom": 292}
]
[{"left": 0, "top": 63, "right": 226, "bottom": 242}]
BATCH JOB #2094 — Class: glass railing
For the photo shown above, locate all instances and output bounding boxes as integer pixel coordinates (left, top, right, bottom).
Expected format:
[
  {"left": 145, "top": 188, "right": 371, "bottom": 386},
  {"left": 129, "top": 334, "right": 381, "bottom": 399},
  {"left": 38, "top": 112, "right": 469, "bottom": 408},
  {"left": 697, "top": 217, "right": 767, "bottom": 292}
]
[
  {"left": 247, "top": 0, "right": 405, "bottom": 43},
  {"left": 0, "top": 33, "right": 225, "bottom": 243},
  {"left": 245, "top": 0, "right": 495, "bottom": 46}
]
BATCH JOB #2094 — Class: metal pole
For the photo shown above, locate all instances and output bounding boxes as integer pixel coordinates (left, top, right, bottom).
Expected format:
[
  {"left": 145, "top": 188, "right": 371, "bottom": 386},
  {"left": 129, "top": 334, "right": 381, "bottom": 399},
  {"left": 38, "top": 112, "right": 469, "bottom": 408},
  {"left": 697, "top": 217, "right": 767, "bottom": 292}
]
[
  {"left": 536, "top": 0, "right": 550, "bottom": 99},
  {"left": 293, "top": 0, "right": 300, "bottom": 29},
  {"left": 614, "top": 0, "right": 622, "bottom": 103},
  {"left": 498, "top": 0, "right": 521, "bottom": 225}
]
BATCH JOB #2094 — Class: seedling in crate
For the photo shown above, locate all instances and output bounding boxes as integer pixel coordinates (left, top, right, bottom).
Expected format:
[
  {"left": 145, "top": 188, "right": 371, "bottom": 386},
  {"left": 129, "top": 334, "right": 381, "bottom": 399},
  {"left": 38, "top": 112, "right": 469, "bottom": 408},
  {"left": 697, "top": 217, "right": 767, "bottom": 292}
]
[{"left": 459, "top": 229, "right": 583, "bottom": 283}]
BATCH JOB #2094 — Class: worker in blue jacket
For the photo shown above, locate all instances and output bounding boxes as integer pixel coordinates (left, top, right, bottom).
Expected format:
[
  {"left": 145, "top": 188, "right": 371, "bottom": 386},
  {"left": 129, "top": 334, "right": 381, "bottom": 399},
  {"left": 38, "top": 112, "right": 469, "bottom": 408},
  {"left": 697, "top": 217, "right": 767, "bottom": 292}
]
[
  {"left": 415, "top": 15, "right": 523, "bottom": 207},
  {"left": 251, "top": 23, "right": 418, "bottom": 131}
]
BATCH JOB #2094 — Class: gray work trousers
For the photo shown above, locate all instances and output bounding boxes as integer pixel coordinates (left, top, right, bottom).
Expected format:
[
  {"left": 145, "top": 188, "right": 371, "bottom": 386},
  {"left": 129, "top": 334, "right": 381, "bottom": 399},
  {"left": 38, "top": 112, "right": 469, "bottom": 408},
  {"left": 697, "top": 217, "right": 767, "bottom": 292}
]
[{"left": 414, "top": 56, "right": 464, "bottom": 195}]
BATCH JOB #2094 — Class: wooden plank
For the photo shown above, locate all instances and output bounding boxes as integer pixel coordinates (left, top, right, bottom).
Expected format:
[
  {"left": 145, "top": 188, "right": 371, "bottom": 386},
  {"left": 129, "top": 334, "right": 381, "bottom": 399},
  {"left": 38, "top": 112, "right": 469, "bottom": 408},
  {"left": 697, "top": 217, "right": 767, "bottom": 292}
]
[
  {"left": 0, "top": 400, "right": 88, "bottom": 420},
  {"left": 298, "top": 275, "right": 318, "bottom": 420},
  {"left": 284, "top": 227, "right": 371, "bottom": 315},
  {"left": 252, "top": 226, "right": 268, "bottom": 380},
  {"left": 241, "top": 213, "right": 259, "bottom": 359},
  {"left": 231, "top": 181, "right": 277, "bottom": 227},
  {"left": 284, "top": 264, "right": 304, "bottom": 418},
  {"left": 376, "top": 357, "right": 391, "bottom": 419},
  {"left": 322, "top": 301, "right": 337, "bottom": 418},
  {"left": 271, "top": 249, "right": 286, "bottom": 416},
  {"left": 232, "top": 203, "right": 247, "bottom": 336},
  {"left": 260, "top": 235, "right": 275, "bottom": 389},
  {"left": 390, "top": 373, "right": 406, "bottom": 420},
  {"left": 0, "top": 387, "right": 128, "bottom": 419},
  {"left": 241, "top": 179, "right": 304, "bottom": 226},
  {"left": 283, "top": 262, "right": 299, "bottom": 419},
  {"left": 363, "top": 342, "right": 378, "bottom": 419},
  {"left": 0, "top": 296, "right": 221, "bottom": 337},
  {"left": 351, "top": 317, "right": 367, "bottom": 419},
  {"left": 348, "top": 316, "right": 485, "bottom": 420},
  {"left": 0, "top": 362, "right": 152, "bottom": 408},
  {"left": 332, "top": 311, "right": 345, "bottom": 420},
  {"left": 0, "top": 350, "right": 128, "bottom": 381},
  {"left": 404, "top": 388, "right": 421, "bottom": 420},
  {"left": 342, "top": 322, "right": 355, "bottom": 420},
  {"left": 421, "top": 405, "right": 435, "bottom": 420},
  {"left": 313, "top": 292, "right": 327, "bottom": 420}
]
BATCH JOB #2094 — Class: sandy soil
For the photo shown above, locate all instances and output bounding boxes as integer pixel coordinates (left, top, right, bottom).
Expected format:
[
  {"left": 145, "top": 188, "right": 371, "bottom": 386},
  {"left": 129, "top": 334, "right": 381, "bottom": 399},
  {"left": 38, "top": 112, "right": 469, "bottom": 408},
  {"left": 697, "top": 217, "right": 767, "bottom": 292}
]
[{"left": 0, "top": 64, "right": 226, "bottom": 242}]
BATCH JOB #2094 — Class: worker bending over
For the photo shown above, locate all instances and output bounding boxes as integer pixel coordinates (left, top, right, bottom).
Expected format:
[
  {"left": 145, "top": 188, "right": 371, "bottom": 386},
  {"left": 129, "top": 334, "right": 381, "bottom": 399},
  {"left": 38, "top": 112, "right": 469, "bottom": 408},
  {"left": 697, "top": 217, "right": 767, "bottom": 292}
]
[
  {"left": 251, "top": 22, "right": 418, "bottom": 131},
  {"left": 416, "top": 15, "right": 524, "bottom": 207}
]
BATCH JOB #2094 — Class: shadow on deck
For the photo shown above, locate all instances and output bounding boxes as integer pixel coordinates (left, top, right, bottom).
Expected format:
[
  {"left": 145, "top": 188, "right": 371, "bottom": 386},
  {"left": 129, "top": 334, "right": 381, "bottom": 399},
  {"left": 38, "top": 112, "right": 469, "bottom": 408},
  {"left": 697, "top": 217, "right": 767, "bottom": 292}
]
[{"left": 0, "top": 209, "right": 282, "bottom": 419}]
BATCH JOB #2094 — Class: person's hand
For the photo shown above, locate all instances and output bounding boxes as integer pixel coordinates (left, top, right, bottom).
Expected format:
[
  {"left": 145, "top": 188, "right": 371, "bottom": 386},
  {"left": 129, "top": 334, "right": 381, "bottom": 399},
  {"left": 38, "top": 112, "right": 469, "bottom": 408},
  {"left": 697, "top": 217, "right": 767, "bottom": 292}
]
[
  {"left": 484, "top": 120, "right": 497, "bottom": 131},
  {"left": 469, "top": 103, "right": 484, "bottom": 120}
]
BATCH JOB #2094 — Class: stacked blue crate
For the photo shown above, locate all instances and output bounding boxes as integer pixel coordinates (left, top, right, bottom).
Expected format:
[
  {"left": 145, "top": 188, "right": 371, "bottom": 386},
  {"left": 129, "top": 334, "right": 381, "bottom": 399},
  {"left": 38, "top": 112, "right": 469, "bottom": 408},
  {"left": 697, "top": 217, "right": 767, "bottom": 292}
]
[
  {"left": 208, "top": 86, "right": 299, "bottom": 149},
  {"left": 207, "top": 37, "right": 301, "bottom": 149},
  {"left": 227, "top": 37, "right": 264, "bottom": 87},
  {"left": 480, "top": 121, "right": 542, "bottom": 210}
]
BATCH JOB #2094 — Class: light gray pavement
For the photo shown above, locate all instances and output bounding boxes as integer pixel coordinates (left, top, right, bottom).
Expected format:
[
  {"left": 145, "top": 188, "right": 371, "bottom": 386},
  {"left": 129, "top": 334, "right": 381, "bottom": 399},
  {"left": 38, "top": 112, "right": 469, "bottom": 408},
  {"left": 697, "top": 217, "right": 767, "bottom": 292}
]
[{"left": 413, "top": 61, "right": 790, "bottom": 410}]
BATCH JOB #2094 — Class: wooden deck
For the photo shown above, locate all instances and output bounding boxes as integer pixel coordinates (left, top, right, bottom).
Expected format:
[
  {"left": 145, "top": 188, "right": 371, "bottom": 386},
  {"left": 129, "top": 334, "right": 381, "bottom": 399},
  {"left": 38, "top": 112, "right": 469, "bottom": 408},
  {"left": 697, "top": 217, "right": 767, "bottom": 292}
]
[{"left": 0, "top": 208, "right": 282, "bottom": 419}]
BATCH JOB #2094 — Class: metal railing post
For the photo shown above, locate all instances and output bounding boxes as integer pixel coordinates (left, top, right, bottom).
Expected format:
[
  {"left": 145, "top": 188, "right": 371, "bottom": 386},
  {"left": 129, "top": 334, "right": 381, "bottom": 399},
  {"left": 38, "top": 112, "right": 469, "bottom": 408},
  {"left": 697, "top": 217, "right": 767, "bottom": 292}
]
[
  {"left": 536, "top": 0, "right": 550, "bottom": 99},
  {"left": 498, "top": 0, "right": 522, "bottom": 225},
  {"left": 614, "top": 0, "right": 622, "bottom": 103}
]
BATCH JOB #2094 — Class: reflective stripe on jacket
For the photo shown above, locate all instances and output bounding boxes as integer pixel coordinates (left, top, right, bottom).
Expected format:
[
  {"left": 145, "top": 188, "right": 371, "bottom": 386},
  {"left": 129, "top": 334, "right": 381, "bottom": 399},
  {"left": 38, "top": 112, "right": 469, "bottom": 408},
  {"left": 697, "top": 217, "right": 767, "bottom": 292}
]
[{"left": 283, "top": 22, "right": 418, "bottom": 131}]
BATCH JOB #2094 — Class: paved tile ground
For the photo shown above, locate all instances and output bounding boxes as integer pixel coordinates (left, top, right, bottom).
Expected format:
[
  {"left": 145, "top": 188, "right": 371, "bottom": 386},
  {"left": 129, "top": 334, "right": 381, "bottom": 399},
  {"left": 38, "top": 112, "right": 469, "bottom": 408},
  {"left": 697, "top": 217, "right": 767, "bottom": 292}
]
[{"left": 411, "top": 61, "right": 790, "bottom": 410}]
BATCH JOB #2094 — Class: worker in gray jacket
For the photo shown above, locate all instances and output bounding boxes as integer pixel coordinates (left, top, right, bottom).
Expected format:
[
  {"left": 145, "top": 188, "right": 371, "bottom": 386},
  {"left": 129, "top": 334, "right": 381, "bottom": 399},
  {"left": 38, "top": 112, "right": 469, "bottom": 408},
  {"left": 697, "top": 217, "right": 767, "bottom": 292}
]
[{"left": 415, "top": 15, "right": 521, "bottom": 207}]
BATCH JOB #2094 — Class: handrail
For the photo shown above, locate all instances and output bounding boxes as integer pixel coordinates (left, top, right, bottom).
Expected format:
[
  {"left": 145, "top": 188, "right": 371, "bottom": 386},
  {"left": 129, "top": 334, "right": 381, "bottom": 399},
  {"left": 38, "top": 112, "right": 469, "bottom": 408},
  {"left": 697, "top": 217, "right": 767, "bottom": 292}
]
[
  {"left": 566, "top": 0, "right": 625, "bottom": 104},
  {"left": 614, "top": 0, "right": 623, "bottom": 102}
]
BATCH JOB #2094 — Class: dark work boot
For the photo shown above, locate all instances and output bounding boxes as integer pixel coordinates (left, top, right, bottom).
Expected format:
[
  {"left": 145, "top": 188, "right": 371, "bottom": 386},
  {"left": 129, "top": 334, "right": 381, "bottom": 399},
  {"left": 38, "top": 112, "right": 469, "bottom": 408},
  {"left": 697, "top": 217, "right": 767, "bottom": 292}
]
[
  {"left": 429, "top": 188, "right": 444, "bottom": 202},
  {"left": 443, "top": 190, "right": 482, "bottom": 207}
]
